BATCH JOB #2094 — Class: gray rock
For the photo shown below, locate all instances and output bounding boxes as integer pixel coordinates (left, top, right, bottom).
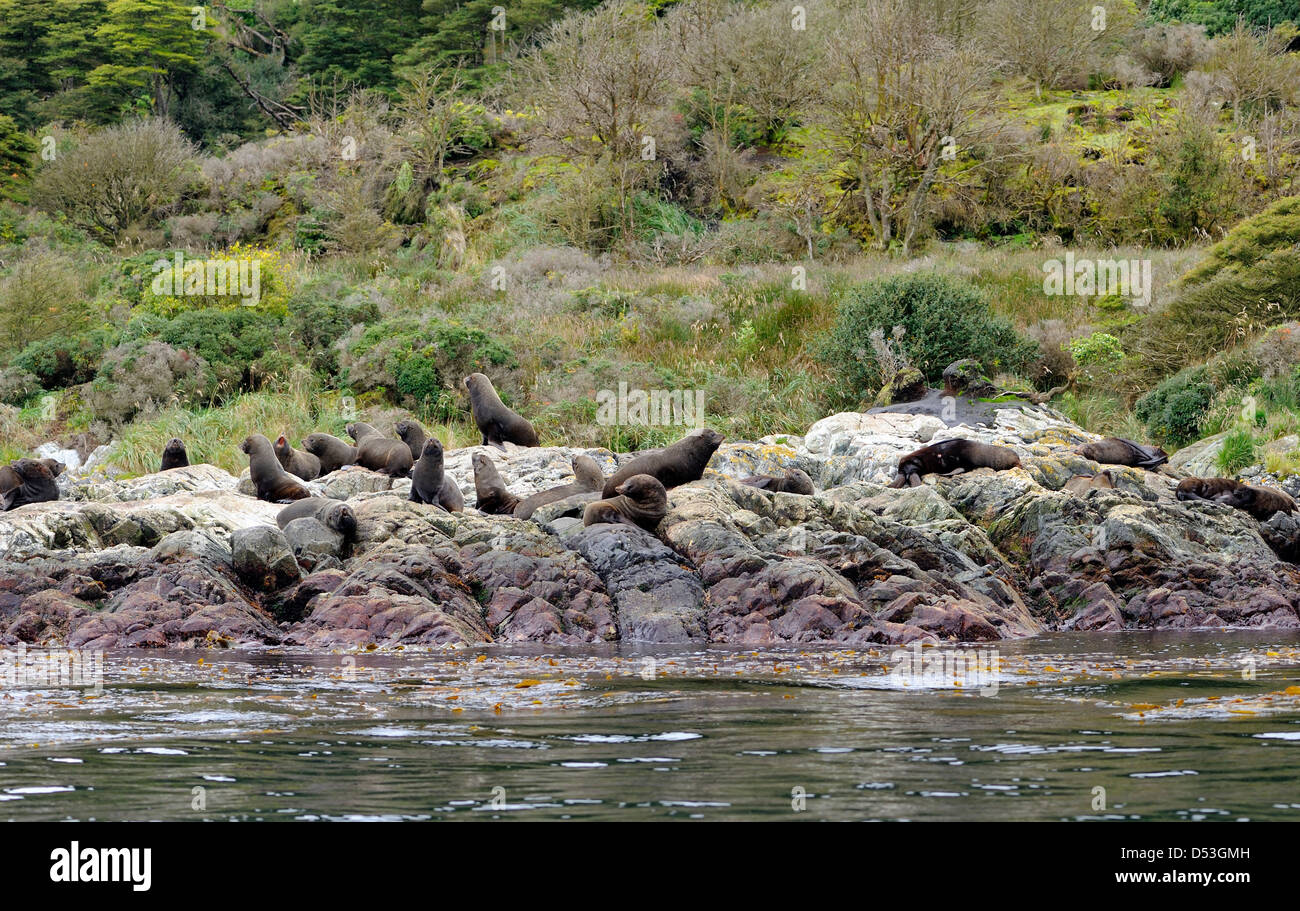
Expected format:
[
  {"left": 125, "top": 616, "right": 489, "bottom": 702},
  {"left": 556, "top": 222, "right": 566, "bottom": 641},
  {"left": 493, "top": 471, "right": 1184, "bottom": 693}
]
[{"left": 231, "top": 526, "right": 300, "bottom": 591}]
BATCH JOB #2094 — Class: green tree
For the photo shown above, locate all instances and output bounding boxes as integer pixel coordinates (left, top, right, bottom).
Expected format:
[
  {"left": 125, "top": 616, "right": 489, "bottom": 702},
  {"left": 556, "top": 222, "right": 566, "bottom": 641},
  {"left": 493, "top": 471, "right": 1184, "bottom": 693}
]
[
  {"left": 0, "top": 115, "right": 36, "bottom": 202},
  {"left": 88, "top": 0, "right": 207, "bottom": 118}
]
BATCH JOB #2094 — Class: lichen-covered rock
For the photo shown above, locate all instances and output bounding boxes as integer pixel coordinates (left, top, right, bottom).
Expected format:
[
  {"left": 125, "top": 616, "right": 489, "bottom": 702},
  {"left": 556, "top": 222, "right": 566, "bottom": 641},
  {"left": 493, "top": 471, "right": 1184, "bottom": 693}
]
[
  {"left": 282, "top": 517, "right": 347, "bottom": 573},
  {"left": 231, "top": 525, "right": 300, "bottom": 592}
]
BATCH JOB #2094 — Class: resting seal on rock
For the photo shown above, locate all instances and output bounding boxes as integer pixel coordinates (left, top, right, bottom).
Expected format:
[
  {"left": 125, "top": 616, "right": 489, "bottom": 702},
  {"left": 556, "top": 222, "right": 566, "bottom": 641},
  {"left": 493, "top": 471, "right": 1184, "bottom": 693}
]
[
  {"left": 602, "top": 429, "right": 723, "bottom": 499},
  {"left": 347, "top": 422, "right": 414, "bottom": 478},
  {"left": 1217, "top": 483, "right": 1296, "bottom": 521},
  {"left": 472, "top": 452, "right": 520, "bottom": 515},
  {"left": 160, "top": 438, "right": 189, "bottom": 471},
  {"left": 395, "top": 419, "right": 427, "bottom": 462},
  {"left": 1175, "top": 477, "right": 1243, "bottom": 502},
  {"left": 276, "top": 497, "right": 357, "bottom": 536},
  {"left": 889, "top": 439, "right": 1021, "bottom": 488},
  {"left": 410, "top": 438, "right": 464, "bottom": 511},
  {"left": 1063, "top": 470, "right": 1115, "bottom": 495},
  {"left": 583, "top": 474, "right": 669, "bottom": 531},
  {"left": 302, "top": 433, "right": 357, "bottom": 475},
  {"left": 464, "top": 373, "right": 539, "bottom": 448},
  {"left": 740, "top": 468, "right": 814, "bottom": 495},
  {"left": 0, "top": 458, "right": 59, "bottom": 510},
  {"left": 240, "top": 434, "right": 312, "bottom": 503},
  {"left": 1075, "top": 437, "right": 1168, "bottom": 470},
  {"left": 274, "top": 435, "right": 321, "bottom": 481},
  {"left": 513, "top": 455, "right": 605, "bottom": 520}
]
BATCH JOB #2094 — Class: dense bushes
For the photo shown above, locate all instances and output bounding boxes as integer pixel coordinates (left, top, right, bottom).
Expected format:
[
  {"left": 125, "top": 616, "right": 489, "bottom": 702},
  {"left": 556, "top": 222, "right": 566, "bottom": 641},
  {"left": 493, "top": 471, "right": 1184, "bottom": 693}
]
[
  {"left": 1135, "top": 365, "right": 1216, "bottom": 445},
  {"left": 85, "top": 341, "right": 210, "bottom": 425},
  {"left": 823, "top": 272, "right": 1039, "bottom": 396}
]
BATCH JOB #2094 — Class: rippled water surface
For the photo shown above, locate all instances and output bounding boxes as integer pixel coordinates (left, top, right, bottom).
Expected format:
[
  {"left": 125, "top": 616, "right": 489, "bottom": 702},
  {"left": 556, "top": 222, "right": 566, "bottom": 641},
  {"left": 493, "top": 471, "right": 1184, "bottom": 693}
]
[{"left": 3, "top": 631, "right": 1300, "bottom": 821}]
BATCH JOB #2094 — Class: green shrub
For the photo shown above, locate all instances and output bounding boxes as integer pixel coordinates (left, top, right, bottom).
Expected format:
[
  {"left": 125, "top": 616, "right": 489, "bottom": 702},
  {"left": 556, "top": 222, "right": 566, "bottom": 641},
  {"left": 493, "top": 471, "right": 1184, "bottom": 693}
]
[
  {"left": 12, "top": 328, "right": 120, "bottom": 389},
  {"left": 288, "top": 288, "right": 382, "bottom": 375},
  {"left": 822, "top": 272, "right": 1039, "bottom": 394},
  {"left": 128, "top": 308, "right": 286, "bottom": 391},
  {"left": 1182, "top": 194, "right": 1300, "bottom": 285},
  {"left": 1135, "top": 364, "right": 1216, "bottom": 445},
  {"left": 1215, "top": 427, "right": 1258, "bottom": 474}
]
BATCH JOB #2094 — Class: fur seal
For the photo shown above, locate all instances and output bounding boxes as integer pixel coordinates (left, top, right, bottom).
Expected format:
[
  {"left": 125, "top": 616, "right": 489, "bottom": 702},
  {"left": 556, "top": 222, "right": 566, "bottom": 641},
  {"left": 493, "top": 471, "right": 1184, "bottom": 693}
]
[
  {"left": 240, "top": 434, "right": 312, "bottom": 503},
  {"left": 1175, "top": 477, "right": 1243, "bottom": 502},
  {"left": 302, "top": 433, "right": 358, "bottom": 476},
  {"left": 346, "top": 422, "right": 414, "bottom": 478},
  {"left": 1075, "top": 437, "right": 1168, "bottom": 470},
  {"left": 160, "top": 438, "right": 189, "bottom": 471},
  {"left": 1064, "top": 470, "right": 1115, "bottom": 495},
  {"left": 410, "top": 438, "right": 464, "bottom": 511},
  {"left": 39, "top": 458, "right": 66, "bottom": 478},
  {"left": 394, "top": 419, "right": 427, "bottom": 462},
  {"left": 0, "top": 458, "right": 59, "bottom": 510},
  {"left": 472, "top": 452, "right": 521, "bottom": 515},
  {"left": 276, "top": 496, "right": 357, "bottom": 536},
  {"left": 740, "top": 468, "right": 814, "bottom": 495},
  {"left": 583, "top": 474, "right": 669, "bottom": 530},
  {"left": 888, "top": 439, "right": 1021, "bottom": 488},
  {"left": 1217, "top": 483, "right": 1296, "bottom": 521},
  {"left": 273, "top": 435, "right": 321, "bottom": 481},
  {"left": 513, "top": 455, "right": 606, "bottom": 520},
  {"left": 602, "top": 429, "right": 724, "bottom": 499},
  {"left": 464, "top": 373, "right": 539, "bottom": 448}
]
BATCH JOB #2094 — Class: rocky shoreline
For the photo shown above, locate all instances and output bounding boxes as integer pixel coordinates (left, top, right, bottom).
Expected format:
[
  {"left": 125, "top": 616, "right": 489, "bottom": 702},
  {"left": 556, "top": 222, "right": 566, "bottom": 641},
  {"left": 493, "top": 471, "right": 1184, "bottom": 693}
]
[{"left": 3, "top": 404, "right": 1299, "bottom": 650}]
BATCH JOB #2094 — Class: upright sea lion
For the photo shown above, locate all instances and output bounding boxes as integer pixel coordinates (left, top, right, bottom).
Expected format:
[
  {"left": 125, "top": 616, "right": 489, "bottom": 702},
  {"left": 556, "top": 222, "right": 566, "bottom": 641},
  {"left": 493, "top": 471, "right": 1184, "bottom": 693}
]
[
  {"left": 302, "top": 432, "right": 358, "bottom": 476},
  {"left": 1064, "top": 470, "right": 1115, "bottom": 496},
  {"left": 1175, "top": 477, "right": 1244, "bottom": 502},
  {"left": 513, "top": 455, "right": 606, "bottom": 520},
  {"left": 276, "top": 497, "right": 357, "bottom": 537},
  {"left": 347, "top": 422, "right": 414, "bottom": 478},
  {"left": 1075, "top": 437, "right": 1168, "bottom": 470},
  {"left": 464, "top": 373, "right": 539, "bottom": 448},
  {"left": 160, "top": 438, "right": 189, "bottom": 471},
  {"left": 395, "top": 419, "right": 427, "bottom": 463},
  {"left": 410, "top": 438, "right": 464, "bottom": 511},
  {"left": 740, "top": 468, "right": 815, "bottom": 495},
  {"left": 472, "top": 452, "right": 521, "bottom": 515},
  {"left": 240, "top": 434, "right": 312, "bottom": 503},
  {"left": 602, "top": 429, "right": 724, "bottom": 499},
  {"left": 888, "top": 439, "right": 1021, "bottom": 488},
  {"left": 273, "top": 434, "right": 321, "bottom": 481},
  {"left": 583, "top": 474, "right": 670, "bottom": 531},
  {"left": 0, "top": 458, "right": 59, "bottom": 510},
  {"left": 1217, "top": 483, "right": 1296, "bottom": 521}
]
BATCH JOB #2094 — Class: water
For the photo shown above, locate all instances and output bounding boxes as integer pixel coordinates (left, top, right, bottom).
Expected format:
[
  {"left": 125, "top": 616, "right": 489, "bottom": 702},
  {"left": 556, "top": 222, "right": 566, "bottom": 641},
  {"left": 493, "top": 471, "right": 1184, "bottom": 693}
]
[{"left": 2, "top": 631, "right": 1299, "bottom": 821}]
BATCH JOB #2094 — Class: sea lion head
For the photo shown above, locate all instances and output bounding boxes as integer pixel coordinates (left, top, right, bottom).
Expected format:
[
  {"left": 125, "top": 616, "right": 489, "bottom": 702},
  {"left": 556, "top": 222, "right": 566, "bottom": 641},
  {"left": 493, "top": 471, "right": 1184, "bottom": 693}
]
[
  {"left": 697, "top": 428, "right": 724, "bottom": 448},
  {"left": 573, "top": 455, "right": 604, "bottom": 489},
  {"left": 470, "top": 451, "right": 491, "bottom": 473},
  {"left": 395, "top": 420, "right": 419, "bottom": 443},
  {"left": 464, "top": 373, "right": 484, "bottom": 392},
  {"left": 421, "top": 438, "right": 444, "bottom": 463},
  {"left": 163, "top": 437, "right": 186, "bottom": 455},
  {"left": 783, "top": 467, "right": 814, "bottom": 494},
  {"left": 302, "top": 433, "right": 326, "bottom": 455},
  {"left": 615, "top": 473, "right": 667, "bottom": 505},
  {"left": 39, "top": 458, "right": 66, "bottom": 478},
  {"left": 327, "top": 502, "right": 357, "bottom": 536}
]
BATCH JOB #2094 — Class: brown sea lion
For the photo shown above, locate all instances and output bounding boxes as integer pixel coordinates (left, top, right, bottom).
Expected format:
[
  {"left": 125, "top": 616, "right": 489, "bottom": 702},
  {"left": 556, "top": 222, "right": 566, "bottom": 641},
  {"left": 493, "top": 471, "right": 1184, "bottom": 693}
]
[
  {"left": 394, "top": 419, "right": 427, "bottom": 462},
  {"left": 273, "top": 435, "right": 321, "bottom": 481},
  {"left": 241, "top": 434, "right": 312, "bottom": 503},
  {"left": 1217, "top": 483, "right": 1296, "bottom": 521},
  {"left": 740, "top": 468, "right": 815, "bottom": 495},
  {"left": 276, "top": 496, "right": 357, "bottom": 537},
  {"left": 1075, "top": 437, "right": 1168, "bottom": 470},
  {"left": 464, "top": 373, "right": 539, "bottom": 448},
  {"left": 39, "top": 458, "right": 66, "bottom": 478},
  {"left": 1064, "top": 470, "right": 1116, "bottom": 496},
  {"left": 888, "top": 439, "right": 1021, "bottom": 488},
  {"left": 602, "top": 429, "right": 724, "bottom": 499},
  {"left": 302, "top": 433, "right": 358, "bottom": 476},
  {"left": 1175, "top": 477, "right": 1244, "bottom": 503},
  {"left": 346, "top": 422, "right": 413, "bottom": 478},
  {"left": 0, "top": 458, "right": 59, "bottom": 510},
  {"left": 471, "top": 452, "right": 521, "bottom": 515},
  {"left": 513, "top": 455, "right": 606, "bottom": 520},
  {"left": 410, "top": 438, "right": 464, "bottom": 511},
  {"left": 583, "top": 474, "right": 669, "bottom": 531},
  {"left": 160, "top": 438, "right": 189, "bottom": 471}
]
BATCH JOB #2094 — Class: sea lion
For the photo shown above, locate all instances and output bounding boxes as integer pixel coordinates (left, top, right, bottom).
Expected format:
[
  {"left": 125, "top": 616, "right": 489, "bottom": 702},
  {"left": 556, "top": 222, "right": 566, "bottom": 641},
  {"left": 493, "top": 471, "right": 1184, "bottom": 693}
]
[
  {"left": 740, "top": 468, "right": 815, "bottom": 495},
  {"left": 1175, "top": 477, "right": 1244, "bottom": 502},
  {"left": 276, "top": 496, "right": 357, "bottom": 537},
  {"left": 888, "top": 439, "right": 1021, "bottom": 488},
  {"left": 1217, "top": 483, "right": 1296, "bottom": 521},
  {"left": 410, "top": 438, "right": 464, "bottom": 511},
  {"left": 39, "top": 458, "right": 66, "bottom": 478},
  {"left": 302, "top": 433, "right": 358, "bottom": 475},
  {"left": 1063, "top": 470, "right": 1115, "bottom": 496},
  {"left": 395, "top": 419, "right": 427, "bottom": 462},
  {"left": 0, "top": 458, "right": 59, "bottom": 510},
  {"left": 583, "top": 474, "right": 669, "bottom": 531},
  {"left": 160, "top": 438, "right": 189, "bottom": 471},
  {"left": 240, "top": 434, "right": 312, "bottom": 503},
  {"left": 347, "top": 422, "right": 414, "bottom": 478},
  {"left": 464, "top": 373, "right": 539, "bottom": 448},
  {"left": 513, "top": 455, "right": 606, "bottom": 520},
  {"left": 273, "top": 435, "right": 321, "bottom": 481},
  {"left": 472, "top": 452, "right": 521, "bottom": 515},
  {"left": 602, "top": 429, "right": 724, "bottom": 499},
  {"left": 1074, "top": 437, "right": 1168, "bottom": 470}
]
